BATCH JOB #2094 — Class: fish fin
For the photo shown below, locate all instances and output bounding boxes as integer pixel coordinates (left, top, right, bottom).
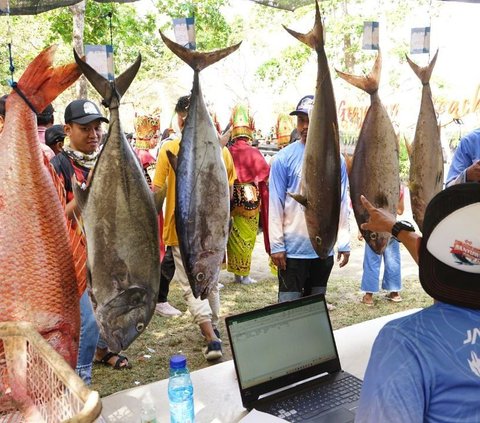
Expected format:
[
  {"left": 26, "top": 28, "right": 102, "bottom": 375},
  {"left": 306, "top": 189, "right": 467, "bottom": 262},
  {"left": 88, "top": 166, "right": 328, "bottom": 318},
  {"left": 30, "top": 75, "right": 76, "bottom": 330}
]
[
  {"left": 15, "top": 45, "right": 81, "bottom": 114},
  {"left": 343, "top": 152, "right": 353, "bottom": 175},
  {"left": 113, "top": 54, "right": 142, "bottom": 99},
  {"left": 159, "top": 31, "right": 241, "bottom": 72},
  {"left": 405, "top": 49, "right": 438, "bottom": 85},
  {"left": 288, "top": 192, "right": 308, "bottom": 207},
  {"left": 153, "top": 185, "right": 167, "bottom": 214},
  {"left": 283, "top": 0, "right": 323, "bottom": 51},
  {"left": 72, "top": 174, "right": 89, "bottom": 212},
  {"left": 336, "top": 50, "right": 381, "bottom": 95},
  {"left": 73, "top": 49, "right": 111, "bottom": 100},
  {"left": 166, "top": 150, "right": 178, "bottom": 171}
]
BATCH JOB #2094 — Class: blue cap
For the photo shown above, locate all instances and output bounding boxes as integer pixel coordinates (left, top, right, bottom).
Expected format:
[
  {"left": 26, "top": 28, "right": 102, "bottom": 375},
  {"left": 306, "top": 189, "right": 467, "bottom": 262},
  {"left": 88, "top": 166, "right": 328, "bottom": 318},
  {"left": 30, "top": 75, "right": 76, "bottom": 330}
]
[
  {"left": 290, "top": 95, "right": 314, "bottom": 116},
  {"left": 170, "top": 354, "right": 187, "bottom": 369}
]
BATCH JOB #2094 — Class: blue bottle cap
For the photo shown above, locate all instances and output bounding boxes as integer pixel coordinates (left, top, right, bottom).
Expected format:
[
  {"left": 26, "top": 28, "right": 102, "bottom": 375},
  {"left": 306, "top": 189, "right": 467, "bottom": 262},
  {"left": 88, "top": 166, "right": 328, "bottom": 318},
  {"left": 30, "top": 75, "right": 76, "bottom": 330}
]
[{"left": 170, "top": 354, "right": 187, "bottom": 369}]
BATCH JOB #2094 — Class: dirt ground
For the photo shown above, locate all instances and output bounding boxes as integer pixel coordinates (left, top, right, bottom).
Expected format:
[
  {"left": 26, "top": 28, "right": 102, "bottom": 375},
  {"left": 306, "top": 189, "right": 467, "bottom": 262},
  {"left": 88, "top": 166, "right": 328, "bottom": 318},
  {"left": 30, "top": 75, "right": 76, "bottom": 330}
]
[{"left": 218, "top": 187, "right": 419, "bottom": 285}]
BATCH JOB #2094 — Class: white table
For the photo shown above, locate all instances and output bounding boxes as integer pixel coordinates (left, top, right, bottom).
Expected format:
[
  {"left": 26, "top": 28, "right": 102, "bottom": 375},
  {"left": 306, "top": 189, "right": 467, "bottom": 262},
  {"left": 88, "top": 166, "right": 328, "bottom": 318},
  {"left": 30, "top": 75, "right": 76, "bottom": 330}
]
[{"left": 100, "top": 309, "right": 421, "bottom": 423}]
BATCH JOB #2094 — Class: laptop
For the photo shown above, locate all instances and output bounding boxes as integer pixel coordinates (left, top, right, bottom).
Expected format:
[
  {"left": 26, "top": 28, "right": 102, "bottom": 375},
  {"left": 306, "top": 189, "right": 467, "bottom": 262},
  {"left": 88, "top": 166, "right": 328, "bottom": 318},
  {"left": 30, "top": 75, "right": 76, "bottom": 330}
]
[{"left": 226, "top": 294, "right": 362, "bottom": 423}]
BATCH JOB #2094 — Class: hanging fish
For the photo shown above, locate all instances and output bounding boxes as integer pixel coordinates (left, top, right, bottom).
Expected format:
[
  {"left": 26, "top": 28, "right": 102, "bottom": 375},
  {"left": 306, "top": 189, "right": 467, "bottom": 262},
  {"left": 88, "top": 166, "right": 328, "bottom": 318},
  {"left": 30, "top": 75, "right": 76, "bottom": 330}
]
[{"left": 73, "top": 50, "right": 160, "bottom": 353}]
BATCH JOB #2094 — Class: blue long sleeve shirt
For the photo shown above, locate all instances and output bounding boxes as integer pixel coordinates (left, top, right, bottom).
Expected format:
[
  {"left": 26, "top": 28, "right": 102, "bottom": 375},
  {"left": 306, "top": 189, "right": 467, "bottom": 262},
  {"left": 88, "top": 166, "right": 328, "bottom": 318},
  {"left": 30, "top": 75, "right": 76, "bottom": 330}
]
[
  {"left": 268, "top": 141, "right": 350, "bottom": 259},
  {"left": 446, "top": 128, "right": 480, "bottom": 186}
]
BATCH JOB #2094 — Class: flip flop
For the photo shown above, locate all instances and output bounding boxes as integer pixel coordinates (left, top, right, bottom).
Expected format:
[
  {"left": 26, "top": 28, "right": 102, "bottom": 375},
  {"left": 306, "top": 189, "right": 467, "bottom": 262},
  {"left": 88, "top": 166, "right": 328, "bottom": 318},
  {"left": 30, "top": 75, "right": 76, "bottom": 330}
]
[
  {"left": 386, "top": 294, "right": 403, "bottom": 303},
  {"left": 95, "top": 351, "right": 132, "bottom": 370},
  {"left": 361, "top": 295, "right": 374, "bottom": 307}
]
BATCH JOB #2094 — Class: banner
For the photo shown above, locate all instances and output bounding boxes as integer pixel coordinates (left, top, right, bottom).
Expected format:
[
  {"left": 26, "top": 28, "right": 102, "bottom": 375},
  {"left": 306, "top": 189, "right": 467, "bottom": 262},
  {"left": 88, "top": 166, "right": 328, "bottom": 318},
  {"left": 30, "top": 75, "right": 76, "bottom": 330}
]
[
  {"left": 410, "top": 27, "right": 430, "bottom": 54},
  {"left": 362, "top": 21, "right": 379, "bottom": 50},
  {"left": 173, "top": 17, "right": 196, "bottom": 50},
  {"left": 85, "top": 44, "right": 114, "bottom": 81}
]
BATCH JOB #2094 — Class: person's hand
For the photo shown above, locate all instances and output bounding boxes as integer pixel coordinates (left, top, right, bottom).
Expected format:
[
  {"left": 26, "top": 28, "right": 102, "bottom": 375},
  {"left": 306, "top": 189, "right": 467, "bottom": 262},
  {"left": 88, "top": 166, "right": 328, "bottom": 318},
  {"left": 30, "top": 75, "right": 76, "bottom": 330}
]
[
  {"left": 466, "top": 160, "right": 480, "bottom": 182},
  {"left": 359, "top": 195, "right": 396, "bottom": 233},
  {"left": 337, "top": 251, "right": 350, "bottom": 268},
  {"left": 270, "top": 251, "right": 287, "bottom": 271}
]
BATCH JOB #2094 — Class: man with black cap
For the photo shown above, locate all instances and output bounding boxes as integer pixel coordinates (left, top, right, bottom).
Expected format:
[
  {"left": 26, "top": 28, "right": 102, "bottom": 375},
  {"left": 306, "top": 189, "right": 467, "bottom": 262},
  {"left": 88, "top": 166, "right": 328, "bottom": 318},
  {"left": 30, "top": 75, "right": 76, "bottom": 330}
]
[
  {"left": 356, "top": 184, "right": 480, "bottom": 422},
  {"left": 45, "top": 124, "right": 65, "bottom": 156},
  {"left": 268, "top": 95, "right": 350, "bottom": 308},
  {"left": 51, "top": 99, "right": 130, "bottom": 383}
]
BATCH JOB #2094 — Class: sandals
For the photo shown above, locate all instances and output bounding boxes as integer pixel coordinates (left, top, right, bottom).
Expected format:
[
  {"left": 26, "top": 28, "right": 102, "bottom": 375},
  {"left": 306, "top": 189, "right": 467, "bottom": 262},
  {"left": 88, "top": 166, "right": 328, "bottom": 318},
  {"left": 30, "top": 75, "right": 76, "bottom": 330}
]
[
  {"left": 95, "top": 351, "right": 132, "bottom": 370},
  {"left": 386, "top": 293, "right": 403, "bottom": 303},
  {"left": 361, "top": 294, "right": 374, "bottom": 307}
]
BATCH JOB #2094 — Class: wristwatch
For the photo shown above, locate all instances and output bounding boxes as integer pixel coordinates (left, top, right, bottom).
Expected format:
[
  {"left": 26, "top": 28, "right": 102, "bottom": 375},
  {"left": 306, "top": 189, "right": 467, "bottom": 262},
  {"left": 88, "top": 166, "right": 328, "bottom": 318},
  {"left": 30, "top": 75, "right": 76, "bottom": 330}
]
[{"left": 391, "top": 220, "right": 415, "bottom": 240}]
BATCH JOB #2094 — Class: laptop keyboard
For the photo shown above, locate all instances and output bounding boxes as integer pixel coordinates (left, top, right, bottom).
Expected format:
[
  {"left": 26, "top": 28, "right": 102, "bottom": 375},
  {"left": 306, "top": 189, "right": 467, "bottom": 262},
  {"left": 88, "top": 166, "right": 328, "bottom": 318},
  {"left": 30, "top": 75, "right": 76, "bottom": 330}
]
[{"left": 264, "top": 375, "right": 362, "bottom": 422}]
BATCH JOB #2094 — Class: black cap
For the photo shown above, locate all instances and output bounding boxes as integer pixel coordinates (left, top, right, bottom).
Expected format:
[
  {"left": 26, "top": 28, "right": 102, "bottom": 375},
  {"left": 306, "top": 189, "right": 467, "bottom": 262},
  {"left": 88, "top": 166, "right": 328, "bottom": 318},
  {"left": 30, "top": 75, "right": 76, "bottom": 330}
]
[
  {"left": 290, "top": 95, "right": 314, "bottom": 116},
  {"left": 45, "top": 124, "right": 65, "bottom": 146},
  {"left": 64, "top": 99, "right": 109, "bottom": 125}
]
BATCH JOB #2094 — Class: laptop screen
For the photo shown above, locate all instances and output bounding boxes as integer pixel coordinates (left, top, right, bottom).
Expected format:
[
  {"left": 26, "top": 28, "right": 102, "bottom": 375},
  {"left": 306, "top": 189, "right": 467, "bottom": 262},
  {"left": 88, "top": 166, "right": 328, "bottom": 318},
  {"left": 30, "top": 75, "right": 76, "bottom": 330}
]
[{"left": 227, "top": 295, "right": 338, "bottom": 390}]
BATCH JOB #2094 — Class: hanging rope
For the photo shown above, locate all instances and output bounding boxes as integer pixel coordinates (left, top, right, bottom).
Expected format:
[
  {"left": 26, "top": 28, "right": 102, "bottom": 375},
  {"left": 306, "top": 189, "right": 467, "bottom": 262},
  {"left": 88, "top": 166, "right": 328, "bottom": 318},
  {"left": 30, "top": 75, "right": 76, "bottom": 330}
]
[{"left": 4, "top": 0, "right": 38, "bottom": 114}]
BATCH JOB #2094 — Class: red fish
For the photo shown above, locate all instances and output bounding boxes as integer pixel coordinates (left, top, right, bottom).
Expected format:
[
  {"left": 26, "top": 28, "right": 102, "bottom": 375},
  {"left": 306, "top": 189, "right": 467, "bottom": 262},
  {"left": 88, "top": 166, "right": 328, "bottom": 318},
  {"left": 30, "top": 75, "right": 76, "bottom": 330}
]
[{"left": 0, "top": 46, "right": 82, "bottom": 367}]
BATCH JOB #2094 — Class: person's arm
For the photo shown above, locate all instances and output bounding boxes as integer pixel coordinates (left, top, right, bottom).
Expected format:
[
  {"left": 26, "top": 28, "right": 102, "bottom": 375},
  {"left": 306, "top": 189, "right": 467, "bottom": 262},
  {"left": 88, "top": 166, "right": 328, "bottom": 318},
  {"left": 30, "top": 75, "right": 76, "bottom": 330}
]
[
  {"left": 336, "top": 157, "right": 350, "bottom": 267},
  {"left": 268, "top": 157, "right": 287, "bottom": 270},
  {"left": 152, "top": 143, "right": 170, "bottom": 199},
  {"left": 360, "top": 195, "right": 421, "bottom": 263},
  {"left": 445, "top": 135, "right": 478, "bottom": 186}
]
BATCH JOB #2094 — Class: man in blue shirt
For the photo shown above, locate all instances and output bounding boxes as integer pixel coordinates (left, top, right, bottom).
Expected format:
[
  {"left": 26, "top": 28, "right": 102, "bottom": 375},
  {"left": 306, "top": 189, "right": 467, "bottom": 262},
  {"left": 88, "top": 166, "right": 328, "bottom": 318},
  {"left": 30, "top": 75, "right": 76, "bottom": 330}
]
[
  {"left": 357, "top": 183, "right": 480, "bottom": 423},
  {"left": 268, "top": 95, "right": 350, "bottom": 307},
  {"left": 446, "top": 128, "right": 480, "bottom": 186}
]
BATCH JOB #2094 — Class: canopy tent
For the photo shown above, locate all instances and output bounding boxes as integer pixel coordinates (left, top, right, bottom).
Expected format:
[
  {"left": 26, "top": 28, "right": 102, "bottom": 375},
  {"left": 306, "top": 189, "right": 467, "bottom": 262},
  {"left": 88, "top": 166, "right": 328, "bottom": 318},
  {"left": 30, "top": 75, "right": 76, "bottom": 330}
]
[{"left": 0, "top": 0, "right": 136, "bottom": 15}]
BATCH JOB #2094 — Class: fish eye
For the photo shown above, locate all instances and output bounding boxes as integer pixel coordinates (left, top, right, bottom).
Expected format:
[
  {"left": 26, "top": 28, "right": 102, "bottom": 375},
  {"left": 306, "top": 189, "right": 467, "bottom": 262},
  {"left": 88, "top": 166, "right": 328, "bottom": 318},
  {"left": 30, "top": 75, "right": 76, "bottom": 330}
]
[
  {"left": 370, "top": 232, "right": 377, "bottom": 240},
  {"left": 136, "top": 322, "right": 145, "bottom": 333},
  {"left": 196, "top": 272, "right": 205, "bottom": 282},
  {"left": 315, "top": 236, "right": 322, "bottom": 245}
]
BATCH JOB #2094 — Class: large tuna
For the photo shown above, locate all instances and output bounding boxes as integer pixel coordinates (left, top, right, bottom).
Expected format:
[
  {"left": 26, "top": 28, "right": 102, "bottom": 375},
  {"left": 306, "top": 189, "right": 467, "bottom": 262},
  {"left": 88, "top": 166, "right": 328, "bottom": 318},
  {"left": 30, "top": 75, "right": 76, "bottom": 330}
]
[
  {"left": 337, "top": 52, "right": 400, "bottom": 254},
  {"left": 406, "top": 51, "right": 443, "bottom": 232},
  {"left": 72, "top": 50, "right": 160, "bottom": 353},
  {"left": 0, "top": 46, "right": 82, "bottom": 367},
  {"left": 283, "top": 0, "right": 342, "bottom": 258},
  {"left": 160, "top": 31, "right": 240, "bottom": 299}
]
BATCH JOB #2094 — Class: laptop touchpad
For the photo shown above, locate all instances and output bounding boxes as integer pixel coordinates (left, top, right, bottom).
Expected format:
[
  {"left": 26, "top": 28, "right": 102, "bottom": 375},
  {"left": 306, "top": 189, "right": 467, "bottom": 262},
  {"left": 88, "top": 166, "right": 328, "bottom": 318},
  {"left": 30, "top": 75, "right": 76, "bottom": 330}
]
[{"left": 306, "top": 407, "right": 355, "bottom": 423}]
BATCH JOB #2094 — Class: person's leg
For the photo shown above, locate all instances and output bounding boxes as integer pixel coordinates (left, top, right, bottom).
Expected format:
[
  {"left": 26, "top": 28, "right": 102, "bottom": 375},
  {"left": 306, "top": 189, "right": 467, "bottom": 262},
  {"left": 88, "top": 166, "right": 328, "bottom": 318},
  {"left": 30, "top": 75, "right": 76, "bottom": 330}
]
[
  {"left": 307, "top": 256, "right": 334, "bottom": 309},
  {"left": 278, "top": 258, "right": 306, "bottom": 303},
  {"left": 382, "top": 238, "right": 402, "bottom": 301},
  {"left": 360, "top": 244, "right": 382, "bottom": 305},
  {"left": 95, "top": 336, "right": 131, "bottom": 370},
  {"left": 227, "top": 211, "right": 259, "bottom": 284},
  {"left": 207, "top": 281, "right": 221, "bottom": 337},
  {"left": 171, "top": 246, "right": 222, "bottom": 360},
  {"left": 156, "top": 246, "right": 181, "bottom": 317},
  {"left": 76, "top": 290, "right": 99, "bottom": 384}
]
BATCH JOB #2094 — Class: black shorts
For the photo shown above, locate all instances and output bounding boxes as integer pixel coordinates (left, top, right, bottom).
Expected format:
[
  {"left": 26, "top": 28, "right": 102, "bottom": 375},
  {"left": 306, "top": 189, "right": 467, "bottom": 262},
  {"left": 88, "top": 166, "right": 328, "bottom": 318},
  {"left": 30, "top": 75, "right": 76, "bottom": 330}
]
[{"left": 278, "top": 256, "right": 334, "bottom": 295}]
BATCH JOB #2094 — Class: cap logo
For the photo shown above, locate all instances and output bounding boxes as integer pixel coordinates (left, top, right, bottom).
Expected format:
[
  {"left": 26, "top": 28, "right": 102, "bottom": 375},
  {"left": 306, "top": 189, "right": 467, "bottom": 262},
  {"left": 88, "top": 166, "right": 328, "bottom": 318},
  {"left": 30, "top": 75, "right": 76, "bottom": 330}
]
[
  {"left": 298, "top": 96, "right": 314, "bottom": 110},
  {"left": 427, "top": 203, "right": 480, "bottom": 274},
  {"left": 83, "top": 101, "right": 98, "bottom": 115}
]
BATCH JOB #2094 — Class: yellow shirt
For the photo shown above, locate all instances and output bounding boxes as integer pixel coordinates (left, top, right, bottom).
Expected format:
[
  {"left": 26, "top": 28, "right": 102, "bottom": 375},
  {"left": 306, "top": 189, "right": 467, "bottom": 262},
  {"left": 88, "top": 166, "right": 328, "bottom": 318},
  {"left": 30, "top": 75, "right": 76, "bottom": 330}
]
[{"left": 153, "top": 137, "right": 236, "bottom": 246}]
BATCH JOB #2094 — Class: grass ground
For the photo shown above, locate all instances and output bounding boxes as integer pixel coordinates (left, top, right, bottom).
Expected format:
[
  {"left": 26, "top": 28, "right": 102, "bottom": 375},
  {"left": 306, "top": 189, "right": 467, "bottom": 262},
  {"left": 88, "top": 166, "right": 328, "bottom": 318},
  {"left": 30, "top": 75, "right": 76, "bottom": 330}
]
[{"left": 91, "top": 274, "right": 432, "bottom": 397}]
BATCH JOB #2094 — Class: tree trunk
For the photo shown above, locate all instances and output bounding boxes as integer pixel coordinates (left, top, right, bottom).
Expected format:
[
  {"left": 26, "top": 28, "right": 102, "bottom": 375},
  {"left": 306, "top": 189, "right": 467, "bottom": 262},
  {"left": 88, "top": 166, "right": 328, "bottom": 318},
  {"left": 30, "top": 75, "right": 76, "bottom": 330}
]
[{"left": 70, "top": 0, "right": 87, "bottom": 99}]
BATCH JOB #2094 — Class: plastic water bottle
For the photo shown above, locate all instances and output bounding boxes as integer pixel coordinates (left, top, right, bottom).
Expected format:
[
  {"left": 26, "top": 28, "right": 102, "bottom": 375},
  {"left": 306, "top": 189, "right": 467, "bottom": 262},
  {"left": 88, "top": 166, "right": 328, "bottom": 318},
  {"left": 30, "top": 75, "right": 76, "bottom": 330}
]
[
  {"left": 168, "top": 354, "right": 194, "bottom": 423},
  {"left": 140, "top": 392, "right": 157, "bottom": 423}
]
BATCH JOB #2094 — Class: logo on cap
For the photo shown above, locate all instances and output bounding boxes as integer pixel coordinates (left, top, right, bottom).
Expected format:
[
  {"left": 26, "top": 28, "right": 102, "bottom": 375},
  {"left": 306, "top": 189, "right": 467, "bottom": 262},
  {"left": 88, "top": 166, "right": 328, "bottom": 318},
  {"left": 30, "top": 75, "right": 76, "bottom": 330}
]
[{"left": 84, "top": 101, "right": 99, "bottom": 115}]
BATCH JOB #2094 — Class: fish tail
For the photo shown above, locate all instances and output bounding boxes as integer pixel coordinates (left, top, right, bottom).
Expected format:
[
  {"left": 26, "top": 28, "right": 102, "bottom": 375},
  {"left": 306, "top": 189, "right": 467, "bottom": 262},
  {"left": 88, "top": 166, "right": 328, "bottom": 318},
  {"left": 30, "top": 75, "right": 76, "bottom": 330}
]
[
  {"left": 283, "top": 0, "right": 323, "bottom": 51},
  {"left": 15, "top": 45, "right": 81, "bottom": 113},
  {"left": 160, "top": 31, "right": 241, "bottom": 72},
  {"left": 406, "top": 49, "right": 438, "bottom": 85},
  {"left": 336, "top": 51, "right": 381, "bottom": 95},
  {"left": 73, "top": 49, "right": 141, "bottom": 103}
]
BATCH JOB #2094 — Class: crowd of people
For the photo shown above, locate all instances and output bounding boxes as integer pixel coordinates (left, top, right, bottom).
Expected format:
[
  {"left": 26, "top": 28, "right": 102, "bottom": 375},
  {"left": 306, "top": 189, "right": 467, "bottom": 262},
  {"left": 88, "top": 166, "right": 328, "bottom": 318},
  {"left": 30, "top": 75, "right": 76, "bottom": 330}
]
[{"left": 5, "top": 85, "right": 478, "bottom": 420}]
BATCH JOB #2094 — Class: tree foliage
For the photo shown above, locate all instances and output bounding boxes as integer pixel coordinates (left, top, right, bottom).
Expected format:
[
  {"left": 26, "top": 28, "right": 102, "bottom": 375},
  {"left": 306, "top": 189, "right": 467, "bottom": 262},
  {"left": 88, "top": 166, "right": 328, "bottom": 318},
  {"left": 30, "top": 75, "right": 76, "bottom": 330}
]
[{"left": 155, "top": 0, "right": 233, "bottom": 50}]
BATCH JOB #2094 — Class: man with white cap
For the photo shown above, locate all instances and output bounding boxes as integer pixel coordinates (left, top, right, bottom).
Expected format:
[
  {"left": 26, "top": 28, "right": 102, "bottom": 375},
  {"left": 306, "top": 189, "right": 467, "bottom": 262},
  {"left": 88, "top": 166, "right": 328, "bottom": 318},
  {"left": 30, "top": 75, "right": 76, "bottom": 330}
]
[
  {"left": 268, "top": 95, "right": 350, "bottom": 308},
  {"left": 356, "top": 183, "right": 480, "bottom": 422}
]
